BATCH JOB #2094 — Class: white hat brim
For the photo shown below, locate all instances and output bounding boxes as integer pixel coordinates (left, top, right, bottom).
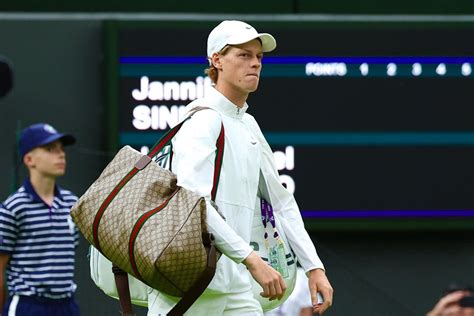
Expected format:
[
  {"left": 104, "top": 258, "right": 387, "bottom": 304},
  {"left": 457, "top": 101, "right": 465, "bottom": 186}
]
[{"left": 226, "top": 32, "right": 277, "bottom": 52}]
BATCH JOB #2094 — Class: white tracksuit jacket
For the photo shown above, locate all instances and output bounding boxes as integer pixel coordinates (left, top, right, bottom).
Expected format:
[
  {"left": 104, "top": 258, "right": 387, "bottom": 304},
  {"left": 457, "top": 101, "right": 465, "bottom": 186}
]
[{"left": 170, "top": 87, "right": 324, "bottom": 294}]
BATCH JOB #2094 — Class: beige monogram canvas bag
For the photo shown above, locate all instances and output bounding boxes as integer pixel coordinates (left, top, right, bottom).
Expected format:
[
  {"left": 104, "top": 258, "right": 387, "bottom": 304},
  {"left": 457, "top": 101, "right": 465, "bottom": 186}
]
[{"left": 71, "top": 109, "right": 224, "bottom": 315}]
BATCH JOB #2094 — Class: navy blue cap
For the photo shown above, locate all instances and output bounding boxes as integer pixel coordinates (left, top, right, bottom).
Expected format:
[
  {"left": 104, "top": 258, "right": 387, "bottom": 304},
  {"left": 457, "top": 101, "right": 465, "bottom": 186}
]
[{"left": 19, "top": 123, "right": 76, "bottom": 158}]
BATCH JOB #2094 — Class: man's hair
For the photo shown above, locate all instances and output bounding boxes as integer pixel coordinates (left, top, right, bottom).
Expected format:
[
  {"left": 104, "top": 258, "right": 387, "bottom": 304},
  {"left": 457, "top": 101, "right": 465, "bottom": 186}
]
[{"left": 204, "top": 65, "right": 218, "bottom": 84}]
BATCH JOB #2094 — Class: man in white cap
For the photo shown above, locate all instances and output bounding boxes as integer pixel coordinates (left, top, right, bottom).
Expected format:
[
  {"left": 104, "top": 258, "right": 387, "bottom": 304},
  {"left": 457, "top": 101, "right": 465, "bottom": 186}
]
[{"left": 147, "top": 20, "right": 333, "bottom": 316}]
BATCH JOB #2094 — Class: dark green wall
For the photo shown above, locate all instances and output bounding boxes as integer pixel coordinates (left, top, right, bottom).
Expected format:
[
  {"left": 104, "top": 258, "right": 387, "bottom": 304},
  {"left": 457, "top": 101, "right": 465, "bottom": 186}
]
[
  {"left": 0, "top": 0, "right": 473, "bottom": 14},
  {"left": 0, "top": 1, "right": 295, "bottom": 13}
]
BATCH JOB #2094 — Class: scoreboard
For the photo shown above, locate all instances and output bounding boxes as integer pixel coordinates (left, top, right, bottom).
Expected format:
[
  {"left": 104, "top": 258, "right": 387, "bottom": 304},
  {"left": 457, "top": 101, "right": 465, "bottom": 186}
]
[{"left": 105, "top": 19, "right": 474, "bottom": 230}]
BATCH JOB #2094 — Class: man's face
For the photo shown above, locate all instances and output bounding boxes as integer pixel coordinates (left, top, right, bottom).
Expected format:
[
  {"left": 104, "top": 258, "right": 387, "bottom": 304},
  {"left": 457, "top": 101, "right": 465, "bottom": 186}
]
[
  {"left": 24, "top": 140, "right": 67, "bottom": 178},
  {"left": 216, "top": 39, "right": 264, "bottom": 95}
]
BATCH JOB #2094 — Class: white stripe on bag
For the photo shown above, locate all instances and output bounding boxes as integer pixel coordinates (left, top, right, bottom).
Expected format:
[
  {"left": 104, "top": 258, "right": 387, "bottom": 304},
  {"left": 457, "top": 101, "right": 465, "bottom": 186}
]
[{"left": 8, "top": 295, "right": 20, "bottom": 316}]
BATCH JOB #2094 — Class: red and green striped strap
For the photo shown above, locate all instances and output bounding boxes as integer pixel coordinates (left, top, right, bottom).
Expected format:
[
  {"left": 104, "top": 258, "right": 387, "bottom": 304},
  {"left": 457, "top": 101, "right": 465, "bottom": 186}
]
[
  {"left": 128, "top": 188, "right": 181, "bottom": 281},
  {"left": 211, "top": 125, "right": 225, "bottom": 201}
]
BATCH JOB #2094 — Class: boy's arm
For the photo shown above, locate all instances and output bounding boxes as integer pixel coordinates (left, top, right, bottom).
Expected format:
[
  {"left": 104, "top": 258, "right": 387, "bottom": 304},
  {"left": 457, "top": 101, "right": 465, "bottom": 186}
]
[{"left": 0, "top": 253, "right": 10, "bottom": 312}]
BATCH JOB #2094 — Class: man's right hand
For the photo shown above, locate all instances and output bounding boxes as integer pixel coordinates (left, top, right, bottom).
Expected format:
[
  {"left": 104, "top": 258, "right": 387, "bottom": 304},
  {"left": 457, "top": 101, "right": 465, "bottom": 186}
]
[{"left": 243, "top": 251, "right": 286, "bottom": 301}]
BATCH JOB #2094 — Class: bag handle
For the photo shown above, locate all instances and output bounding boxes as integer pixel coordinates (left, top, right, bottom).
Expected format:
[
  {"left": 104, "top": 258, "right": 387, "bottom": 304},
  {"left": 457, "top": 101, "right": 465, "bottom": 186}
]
[
  {"left": 112, "top": 264, "right": 135, "bottom": 316},
  {"left": 114, "top": 106, "right": 224, "bottom": 316}
]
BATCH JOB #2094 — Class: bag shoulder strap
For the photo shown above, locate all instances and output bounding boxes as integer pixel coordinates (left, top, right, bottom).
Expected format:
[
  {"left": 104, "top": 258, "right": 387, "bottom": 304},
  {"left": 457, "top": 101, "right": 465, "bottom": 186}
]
[{"left": 147, "top": 106, "right": 224, "bottom": 201}]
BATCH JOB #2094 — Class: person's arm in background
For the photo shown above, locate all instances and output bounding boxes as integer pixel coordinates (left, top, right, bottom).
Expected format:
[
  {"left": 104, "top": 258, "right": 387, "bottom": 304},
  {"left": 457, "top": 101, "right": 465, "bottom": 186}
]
[
  {"left": 172, "top": 109, "right": 286, "bottom": 300},
  {"left": 0, "top": 253, "right": 10, "bottom": 312},
  {"left": 427, "top": 291, "right": 474, "bottom": 316}
]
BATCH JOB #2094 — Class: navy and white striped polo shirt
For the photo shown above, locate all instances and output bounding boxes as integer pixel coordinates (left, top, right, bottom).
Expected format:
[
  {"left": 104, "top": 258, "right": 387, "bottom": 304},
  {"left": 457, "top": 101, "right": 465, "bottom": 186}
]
[{"left": 0, "top": 178, "right": 79, "bottom": 299}]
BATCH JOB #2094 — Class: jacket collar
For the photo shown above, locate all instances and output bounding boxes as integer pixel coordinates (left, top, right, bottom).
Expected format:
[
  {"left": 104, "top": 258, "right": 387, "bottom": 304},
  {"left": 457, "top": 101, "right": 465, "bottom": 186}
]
[
  {"left": 205, "top": 87, "right": 249, "bottom": 119},
  {"left": 23, "top": 177, "right": 63, "bottom": 204}
]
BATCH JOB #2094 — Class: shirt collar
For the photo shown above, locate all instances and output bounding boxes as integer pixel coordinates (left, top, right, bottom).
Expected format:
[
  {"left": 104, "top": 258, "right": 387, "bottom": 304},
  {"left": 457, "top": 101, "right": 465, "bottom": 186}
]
[
  {"left": 205, "top": 87, "right": 249, "bottom": 119},
  {"left": 23, "top": 178, "right": 63, "bottom": 203}
]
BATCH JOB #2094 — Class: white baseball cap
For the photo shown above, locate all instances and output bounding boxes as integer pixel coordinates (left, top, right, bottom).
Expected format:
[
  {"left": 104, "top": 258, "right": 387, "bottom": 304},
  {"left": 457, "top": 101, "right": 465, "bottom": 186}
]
[{"left": 207, "top": 20, "right": 277, "bottom": 58}]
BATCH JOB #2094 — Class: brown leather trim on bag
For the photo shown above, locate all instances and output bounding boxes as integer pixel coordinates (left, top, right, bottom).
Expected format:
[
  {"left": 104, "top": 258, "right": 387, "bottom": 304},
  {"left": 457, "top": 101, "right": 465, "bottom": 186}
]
[
  {"left": 112, "top": 264, "right": 136, "bottom": 316},
  {"left": 134, "top": 155, "right": 152, "bottom": 170}
]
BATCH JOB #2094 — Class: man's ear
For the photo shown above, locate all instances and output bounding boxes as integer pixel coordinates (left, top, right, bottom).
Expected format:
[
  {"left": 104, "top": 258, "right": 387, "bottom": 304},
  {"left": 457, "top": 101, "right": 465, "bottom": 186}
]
[{"left": 211, "top": 53, "right": 222, "bottom": 70}]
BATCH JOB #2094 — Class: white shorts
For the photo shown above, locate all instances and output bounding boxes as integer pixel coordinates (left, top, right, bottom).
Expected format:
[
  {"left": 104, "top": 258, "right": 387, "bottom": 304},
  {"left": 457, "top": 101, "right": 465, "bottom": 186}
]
[{"left": 147, "top": 288, "right": 263, "bottom": 316}]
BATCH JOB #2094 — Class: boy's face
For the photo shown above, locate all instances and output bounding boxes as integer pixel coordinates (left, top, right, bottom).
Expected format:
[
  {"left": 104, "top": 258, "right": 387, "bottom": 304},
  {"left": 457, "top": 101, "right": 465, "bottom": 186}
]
[
  {"left": 215, "top": 39, "right": 264, "bottom": 95},
  {"left": 24, "top": 140, "right": 67, "bottom": 178}
]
